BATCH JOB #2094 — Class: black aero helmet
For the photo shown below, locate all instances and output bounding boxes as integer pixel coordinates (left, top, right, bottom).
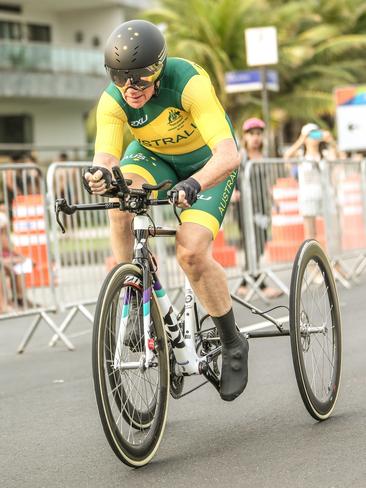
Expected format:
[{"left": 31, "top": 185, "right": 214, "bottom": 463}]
[{"left": 104, "top": 19, "right": 167, "bottom": 89}]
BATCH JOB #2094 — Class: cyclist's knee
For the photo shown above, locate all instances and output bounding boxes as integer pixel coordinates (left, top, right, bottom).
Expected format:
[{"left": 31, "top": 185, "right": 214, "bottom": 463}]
[
  {"left": 176, "top": 244, "right": 208, "bottom": 277},
  {"left": 176, "top": 227, "right": 211, "bottom": 276}
]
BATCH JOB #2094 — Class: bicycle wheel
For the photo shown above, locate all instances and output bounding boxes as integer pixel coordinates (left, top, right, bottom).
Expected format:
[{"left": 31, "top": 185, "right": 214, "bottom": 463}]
[
  {"left": 92, "top": 263, "right": 169, "bottom": 467},
  {"left": 289, "top": 240, "right": 342, "bottom": 421}
]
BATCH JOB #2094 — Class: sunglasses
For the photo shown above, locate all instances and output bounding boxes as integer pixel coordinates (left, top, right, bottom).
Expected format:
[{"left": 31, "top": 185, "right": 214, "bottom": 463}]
[{"left": 106, "top": 62, "right": 164, "bottom": 90}]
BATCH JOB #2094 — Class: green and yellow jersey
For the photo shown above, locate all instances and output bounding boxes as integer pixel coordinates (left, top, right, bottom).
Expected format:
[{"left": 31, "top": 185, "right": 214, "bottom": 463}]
[
  {"left": 95, "top": 57, "right": 237, "bottom": 237},
  {"left": 95, "top": 57, "right": 235, "bottom": 173}
]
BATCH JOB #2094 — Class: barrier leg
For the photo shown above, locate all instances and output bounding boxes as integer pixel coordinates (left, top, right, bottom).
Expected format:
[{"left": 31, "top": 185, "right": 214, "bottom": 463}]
[
  {"left": 41, "top": 312, "right": 75, "bottom": 351},
  {"left": 78, "top": 304, "right": 94, "bottom": 323},
  {"left": 265, "top": 269, "right": 290, "bottom": 296},
  {"left": 352, "top": 255, "right": 366, "bottom": 278},
  {"left": 332, "top": 261, "right": 352, "bottom": 289},
  {"left": 17, "top": 314, "right": 42, "bottom": 354},
  {"left": 240, "top": 273, "right": 269, "bottom": 303},
  {"left": 49, "top": 306, "right": 78, "bottom": 347}
]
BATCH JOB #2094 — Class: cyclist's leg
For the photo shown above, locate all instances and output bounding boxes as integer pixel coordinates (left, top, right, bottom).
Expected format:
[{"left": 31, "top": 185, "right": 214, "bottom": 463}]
[
  {"left": 177, "top": 169, "right": 236, "bottom": 315},
  {"left": 108, "top": 141, "right": 179, "bottom": 262},
  {"left": 175, "top": 169, "right": 248, "bottom": 401}
]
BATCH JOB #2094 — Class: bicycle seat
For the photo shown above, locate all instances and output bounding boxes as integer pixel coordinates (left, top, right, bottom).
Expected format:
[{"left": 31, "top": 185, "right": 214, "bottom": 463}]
[{"left": 142, "top": 180, "right": 172, "bottom": 192}]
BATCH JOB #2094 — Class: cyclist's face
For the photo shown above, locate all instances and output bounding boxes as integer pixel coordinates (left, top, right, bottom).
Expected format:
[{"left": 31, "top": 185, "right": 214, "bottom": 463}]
[{"left": 121, "top": 81, "right": 155, "bottom": 109}]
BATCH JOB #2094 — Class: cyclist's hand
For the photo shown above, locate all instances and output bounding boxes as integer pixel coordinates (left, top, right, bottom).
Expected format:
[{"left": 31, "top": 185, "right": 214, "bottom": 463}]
[
  {"left": 171, "top": 177, "right": 201, "bottom": 208},
  {"left": 82, "top": 166, "right": 112, "bottom": 195}
]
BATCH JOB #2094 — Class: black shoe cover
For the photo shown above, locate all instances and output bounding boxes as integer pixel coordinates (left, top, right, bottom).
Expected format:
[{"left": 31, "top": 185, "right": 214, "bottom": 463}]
[{"left": 220, "top": 334, "right": 249, "bottom": 401}]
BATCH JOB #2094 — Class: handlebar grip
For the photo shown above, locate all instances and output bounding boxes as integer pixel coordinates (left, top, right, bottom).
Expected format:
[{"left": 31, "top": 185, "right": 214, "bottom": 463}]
[{"left": 55, "top": 199, "right": 77, "bottom": 215}]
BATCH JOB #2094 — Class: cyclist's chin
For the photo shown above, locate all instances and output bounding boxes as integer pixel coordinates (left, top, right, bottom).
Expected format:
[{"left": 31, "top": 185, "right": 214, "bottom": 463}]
[{"left": 125, "top": 96, "right": 147, "bottom": 109}]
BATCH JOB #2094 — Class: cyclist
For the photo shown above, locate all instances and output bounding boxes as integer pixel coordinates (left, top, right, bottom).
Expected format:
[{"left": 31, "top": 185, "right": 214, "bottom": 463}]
[{"left": 83, "top": 19, "right": 248, "bottom": 402}]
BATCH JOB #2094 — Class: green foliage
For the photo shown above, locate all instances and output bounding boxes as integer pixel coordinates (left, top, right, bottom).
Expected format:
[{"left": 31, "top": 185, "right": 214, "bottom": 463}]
[{"left": 143, "top": 0, "right": 366, "bottom": 130}]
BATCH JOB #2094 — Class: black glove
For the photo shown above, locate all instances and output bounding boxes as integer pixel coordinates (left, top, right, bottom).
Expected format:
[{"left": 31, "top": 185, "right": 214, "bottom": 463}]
[
  {"left": 82, "top": 166, "right": 114, "bottom": 196},
  {"left": 172, "top": 177, "right": 201, "bottom": 206}
]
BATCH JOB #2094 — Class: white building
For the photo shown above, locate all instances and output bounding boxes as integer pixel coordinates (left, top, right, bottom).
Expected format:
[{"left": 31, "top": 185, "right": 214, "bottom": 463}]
[{"left": 0, "top": 0, "right": 151, "bottom": 161}]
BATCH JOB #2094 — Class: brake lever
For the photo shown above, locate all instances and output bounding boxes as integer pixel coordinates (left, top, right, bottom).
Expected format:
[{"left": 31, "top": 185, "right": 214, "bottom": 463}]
[
  {"left": 112, "top": 166, "right": 131, "bottom": 194},
  {"left": 167, "top": 189, "right": 182, "bottom": 225},
  {"left": 55, "top": 198, "right": 77, "bottom": 234}
]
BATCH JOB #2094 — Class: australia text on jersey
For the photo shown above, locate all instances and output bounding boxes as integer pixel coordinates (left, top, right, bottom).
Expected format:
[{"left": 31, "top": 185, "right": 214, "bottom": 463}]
[{"left": 138, "top": 123, "right": 197, "bottom": 147}]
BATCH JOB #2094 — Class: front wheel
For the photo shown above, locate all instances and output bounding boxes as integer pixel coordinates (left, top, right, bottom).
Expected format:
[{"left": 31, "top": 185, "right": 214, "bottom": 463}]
[
  {"left": 289, "top": 240, "right": 342, "bottom": 421},
  {"left": 92, "top": 263, "right": 169, "bottom": 467}
]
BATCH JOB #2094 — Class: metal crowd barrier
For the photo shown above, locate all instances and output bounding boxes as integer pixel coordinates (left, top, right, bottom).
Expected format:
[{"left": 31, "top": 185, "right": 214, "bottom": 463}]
[
  {"left": 5, "top": 157, "right": 366, "bottom": 352},
  {"left": 46, "top": 162, "right": 246, "bottom": 340},
  {"left": 0, "top": 163, "right": 75, "bottom": 352},
  {"left": 240, "top": 157, "right": 366, "bottom": 300},
  {"left": 46, "top": 161, "right": 111, "bottom": 346},
  {"left": 324, "top": 158, "right": 366, "bottom": 281}
]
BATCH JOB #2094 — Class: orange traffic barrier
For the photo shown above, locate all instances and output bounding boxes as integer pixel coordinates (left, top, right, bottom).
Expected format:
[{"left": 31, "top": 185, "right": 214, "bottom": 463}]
[
  {"left": 212, "top": 229, "right": 237, "bottom": 267},
  {"left": 12, "top": 194, "right": 50, "bottom": 287},
  {"left": 265, "top": 177, "right": 325, "bottom": 262},
  {"left": 337, "top": 173, "right": 366, "bottom": 250}
]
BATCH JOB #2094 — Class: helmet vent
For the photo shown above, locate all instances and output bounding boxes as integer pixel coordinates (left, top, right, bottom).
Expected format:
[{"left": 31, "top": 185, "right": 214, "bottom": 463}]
[{"left": 131, "top": 58, "right": 137, "bottom": 63}]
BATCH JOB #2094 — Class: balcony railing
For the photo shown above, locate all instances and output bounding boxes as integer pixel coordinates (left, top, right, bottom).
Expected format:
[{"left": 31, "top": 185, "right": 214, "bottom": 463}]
[{"left": 0, "top": 40, "right": 105, "bottom": 76}]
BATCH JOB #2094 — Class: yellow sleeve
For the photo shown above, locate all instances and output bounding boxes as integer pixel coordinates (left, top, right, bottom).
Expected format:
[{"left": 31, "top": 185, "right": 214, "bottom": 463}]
[
  {"left": 181, "top": 74, "right": 233, "bottom": 150},
  {"left": 94, "top": 91, "right": 127, "bottom": 159}
]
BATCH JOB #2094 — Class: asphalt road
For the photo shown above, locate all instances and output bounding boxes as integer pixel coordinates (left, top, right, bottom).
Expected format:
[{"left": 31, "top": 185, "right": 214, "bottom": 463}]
[{"left": 1, "top": 277, "right": 366, "bottom": 488}]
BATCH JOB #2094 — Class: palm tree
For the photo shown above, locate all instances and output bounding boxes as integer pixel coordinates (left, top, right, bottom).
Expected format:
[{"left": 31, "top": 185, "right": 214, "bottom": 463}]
[
  {"left": 86, "top": 0, "right": 366, "bottom": 147},
  {"left": 143, "top": 0, "right": 366, "bottom": 133},
  {"left": 144, "top": 0, "right": 266, "bottom": 106},
  {"left": 273, "top": 0, "right": 366, "bottom": 125}
]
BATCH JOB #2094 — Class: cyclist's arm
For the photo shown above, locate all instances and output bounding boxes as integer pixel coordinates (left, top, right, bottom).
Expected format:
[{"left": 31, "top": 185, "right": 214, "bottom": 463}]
[
  {"left": 181, "top": 75, "right": 240, "bottom": 191},
  {"left": 193, "top": 138, "right": 239, "bottom": 191},
  {"left": 94, "top": 91, "right": 127, "bottom": 171}
]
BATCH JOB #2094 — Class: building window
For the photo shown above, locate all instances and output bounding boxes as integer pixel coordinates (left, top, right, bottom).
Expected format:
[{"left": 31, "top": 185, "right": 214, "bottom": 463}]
[
  {"left": 0, "top": 115, "right": 33, "bottom": 144},
  {"left": 27, "top": 24, "right": 51, "bottom": 43},
  {"left": 92, "top": 36, "right": 100, "bottom": 48},
  {"left": 0, "top": 20, "right": 22, "bottom": 40},
  {"left": 0, "top": 3, "right": 22, "bottom": 14},
  {"left": 75, "top": 31, "right": 83, "bottom": 43}
]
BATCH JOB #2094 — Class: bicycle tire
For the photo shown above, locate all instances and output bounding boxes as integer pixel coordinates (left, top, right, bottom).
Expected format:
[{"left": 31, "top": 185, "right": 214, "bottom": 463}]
[
  {"left": 104, "top": 289, "right": 156, "bottom": 430},
  {"left": 289, "top": 240, "right": 342, "bottom": 421},
  {"left": 92, "top": 263, "right": 169, "bottom": 467}
]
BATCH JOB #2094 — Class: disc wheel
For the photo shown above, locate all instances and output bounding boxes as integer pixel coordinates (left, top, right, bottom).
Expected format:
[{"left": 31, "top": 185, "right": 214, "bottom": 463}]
[
  {"left": 289, "top": 240, "right": 342, "bottom": 420},
  {"left": 92, "top": 263, "right": 169, "bottom": 467}
]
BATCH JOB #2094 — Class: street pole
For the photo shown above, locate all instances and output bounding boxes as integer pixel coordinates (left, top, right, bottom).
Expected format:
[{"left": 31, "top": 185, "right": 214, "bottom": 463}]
[{"left": 260, "top": 65, "right": 270, "bottom": 157}]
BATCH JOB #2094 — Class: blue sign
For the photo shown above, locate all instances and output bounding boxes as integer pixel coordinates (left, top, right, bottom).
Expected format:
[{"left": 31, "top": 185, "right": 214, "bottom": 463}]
[{"left": 225, "top": 69, "right": 279, "bottom": 93}]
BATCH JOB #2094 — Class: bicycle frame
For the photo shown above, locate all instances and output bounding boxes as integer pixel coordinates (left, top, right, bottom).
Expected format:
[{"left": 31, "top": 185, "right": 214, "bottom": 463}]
[
  {"left": 115, "top": 214, "right": 212, "bottom": 376},
  {"left": 54, "top": 167, "right": 291, "bottom": 385},
  {"left": 111, "top": 213, "right": 293, "bottom": 382}
]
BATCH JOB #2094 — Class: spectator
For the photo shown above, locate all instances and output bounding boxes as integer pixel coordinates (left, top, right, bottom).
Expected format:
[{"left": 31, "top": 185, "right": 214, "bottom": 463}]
[
  {"left": 55, "top": 152, "right": 79, "bottom": 202},
  {"left": 0, "top": 211, "right": 12, "bottom": 313},
  {"left": 284, "top": 124, "right": 349, "bottom": 280},
  {"left": 284, "top": 123, "right": 337, "bottom": 240},
  {"left": 0, "top": 204, "right": 33, "bottom": 309},
  {"left": 5, "top": 152, "right": 40, "bottom": 211},
  {"left": 0, "top": 276, "right": 10, "bottom": 314},
  {"left": 235, "top": 117, "right": 283, "bottom": 299}
]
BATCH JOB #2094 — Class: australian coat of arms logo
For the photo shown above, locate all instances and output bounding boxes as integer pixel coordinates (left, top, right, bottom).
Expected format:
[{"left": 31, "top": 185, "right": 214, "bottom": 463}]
[{"left": 168, "top": 109, "right": 182, "bottom": 125}]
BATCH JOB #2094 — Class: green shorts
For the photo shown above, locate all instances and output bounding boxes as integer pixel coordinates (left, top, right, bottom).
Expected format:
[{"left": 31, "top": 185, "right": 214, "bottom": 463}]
[{"left": 121, "top": 140, "right": 237, "bottom": 238}]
